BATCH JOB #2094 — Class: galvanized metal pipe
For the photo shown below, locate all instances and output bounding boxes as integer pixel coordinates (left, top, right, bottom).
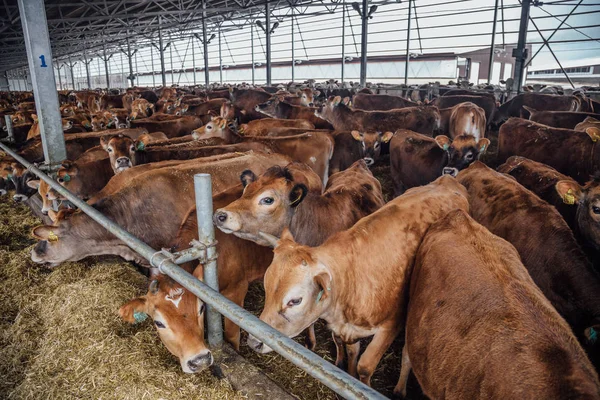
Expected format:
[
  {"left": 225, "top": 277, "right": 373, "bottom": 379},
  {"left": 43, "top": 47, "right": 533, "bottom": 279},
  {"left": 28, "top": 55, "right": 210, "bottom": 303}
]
[
  {"left": 150, "top": 44, "right": 156, "bottom": 87},
  {"left": 83, "top": 50, "right": 92, "bottom": 89},
  {"left": 359, "top": 0, "right": 368, "bottom": 87},
  {"left": 56, "top": 63, "right": 63, "bottom": 90},
  {"left": 202, "top": 2, "right": 210, "bottom": 88},
  {"left": 218, "top": 27, "right": 223, "bottom": 84},
  {"left": 4, "top": 115, "right": 14, "bottom": 142},
  {"left": 0, "top": 141, "right": 386, "bottom": 400},
  {"left": 405, "top": 0, "right": 413, "bottom": 85},
  {"left": 265, "top": 0, "right": 272, "bottom": 86},
  {"left": 291, "top": 6, "right": 295, "bottom": 83},
  {"left": 194, "top": 174, "right": 223, "bottom": 346},
  {"left": 192, "top": 39, "right": 196, "bottom": 86},
  {"left": 158, "top": 18, "right": 167, "bottom": 87},
  {"left": 251, "top": 23, "right": 255, "bottom": 85},
  {"left": 17, "top": 0, "right": 67, "bottom": 167},
  {"left": 102, "top": 42, "right": 111, "bottom": 89},
  {"left": 341, "top": 0, "right": 346, "bottom": 83},
  {"left": 68, "top": 56, "right": 75, "bottom": 90},
  {"left": 513, "top": 0, "right": 531, "bottom": 95},
  {"left": 487, "top": 0, "right": 500, "bottom": 84},
  {"left": 126, "top": 32, "right": 135, "bottom": 87}
]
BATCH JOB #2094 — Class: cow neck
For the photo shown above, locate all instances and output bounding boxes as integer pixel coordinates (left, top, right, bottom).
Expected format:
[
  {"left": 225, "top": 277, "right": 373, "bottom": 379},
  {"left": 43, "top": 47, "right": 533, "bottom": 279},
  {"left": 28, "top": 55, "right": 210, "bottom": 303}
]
[
  {"left": 590, "top": 141, "right": 599, "bottom": 175},
  {"left": 289, "top": 193, "right": 332, "bottom": 247}
]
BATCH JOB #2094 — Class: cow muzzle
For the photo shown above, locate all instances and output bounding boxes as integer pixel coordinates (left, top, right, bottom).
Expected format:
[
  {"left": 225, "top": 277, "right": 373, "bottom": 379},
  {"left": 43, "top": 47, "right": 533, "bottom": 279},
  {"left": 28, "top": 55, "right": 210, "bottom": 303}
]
[
  {"left": 363, "top": 157, "right": 375, "bottom": 166},
  {"left": 247, "top": 334, "right": 273, "bottom": 354},
  {"left": 115, "top": 157, "right": 132, "bottom": 171},
  {"left": 13, "top": 193, "right": 29, "bottom": 202},
  {"left": 183, "top": 351, "right": 213, "bottom": 373},
  {"left": 212, "top": 209, "right": 241, "bottom": 233},
  {"left": 442, "top": 167, "right": 458, "bottom": 177}
]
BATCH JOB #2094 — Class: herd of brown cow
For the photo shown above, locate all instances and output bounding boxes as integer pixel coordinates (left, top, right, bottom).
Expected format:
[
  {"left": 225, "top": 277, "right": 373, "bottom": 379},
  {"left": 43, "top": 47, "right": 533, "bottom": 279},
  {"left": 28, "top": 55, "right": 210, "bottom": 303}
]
[{"left": 1, "top": 83, "right": 600, "bottom": 399}]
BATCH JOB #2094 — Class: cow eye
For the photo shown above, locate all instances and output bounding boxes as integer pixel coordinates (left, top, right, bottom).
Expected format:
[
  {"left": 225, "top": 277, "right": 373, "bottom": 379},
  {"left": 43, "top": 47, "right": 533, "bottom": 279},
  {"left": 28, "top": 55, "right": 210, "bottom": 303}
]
[
  {"left": 107, "top": 147, "right": 113, "bottom": 152},
  {"left": 58, "top": 178, "right": 64, "bottom": 183},
  {"left": 154, "top": 321, "right": 166, "bottom": 329},
  {"left": 287, "top": 298, "right": 302, "bottom": 307},
  {"left": 130, "top": 146, "right": 135, "bottom": 152},
  {"left": 593, "top": 206, "right": 600, "bottom": 215},
  {"left": 260, "top": 197, "right": 274, "bottom": 205},
  {"left": 207, "top": 125, "right": 212, "bottom": 130},
  {"left": 374, "top": 142, "right": 380, "bottom": 148},
  {"left": 199, "top": 304, "right": 205, "bottom": 315},
  {"left": 465, "top": 152, "right": 474, "bottom": 161}
]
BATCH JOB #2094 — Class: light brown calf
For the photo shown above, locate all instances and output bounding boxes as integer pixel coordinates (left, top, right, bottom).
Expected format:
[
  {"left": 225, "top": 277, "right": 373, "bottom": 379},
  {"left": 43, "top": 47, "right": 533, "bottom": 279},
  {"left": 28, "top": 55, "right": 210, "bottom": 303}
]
[{"left": 449, "top": 101, "right": 486, "bottom": 140}]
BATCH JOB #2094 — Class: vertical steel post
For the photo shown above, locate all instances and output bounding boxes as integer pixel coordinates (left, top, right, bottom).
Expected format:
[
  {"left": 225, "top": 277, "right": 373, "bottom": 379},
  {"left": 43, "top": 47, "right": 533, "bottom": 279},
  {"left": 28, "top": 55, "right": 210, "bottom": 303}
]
[
  {"left": 218, "top": 27, "right": 223, "bottom": 84},
  {"left": 487, "top": 0, "right": 500, "bottom": 84},
  {"left": 404, "top": 0, "right": 413, "bottom": 85},
  {"left": 341, "top": 0, "right": 346, "bottom": 83},
  {"left": 17, "top": 0, "right": 67, "bottom": 166},
  {"left": 56, "top": 63, "right": 63, "bottom": 90},
  {"left": 202, "top": 1, "right": 210, "bottom": 87},
  {"left": 251, "top": 23, "right": 255, "bottom": 85},
  {"left": 169, "top": 34, "right": 174, "bottom": 86},
  {"left": 83, "top": 48, "right": 92, "bottom": 89},
  {"left": 192, "top": 38, "right": 197, "bottom": 85},
  {"left": 359, "top": 0, "right": 368, "bottom": 87},
  {"left": 265, "top": 0, "right": 272, "bottom": 86},
  {"left": 513, "top": 0, "right": 531, "bottom": 94},
  {"left": 291, "top": 6, "right": 295, "bottom": 83},
  {"left": 0, "top": 73, "right": 9, "bottom": 91},
  {"left": 158, "top": 20, "right": 167, "bottom": 87},
  {"left": 68, "top": 56, "right": 75, "bottom": 90},
  {"left": 4, "top": 115, "right": 14, "bottom": 142},
  {"left": 151, "top": 44, "right": 156, "bottom": 87},
  {"left": 103, "top": 43, "right": 111, "bottom": 89},
  {"left": 193, "top": 174, "right": 223, "bottom": 347},
  {"left": 126, "top": 32, "right": 135, "bottom": 87}
]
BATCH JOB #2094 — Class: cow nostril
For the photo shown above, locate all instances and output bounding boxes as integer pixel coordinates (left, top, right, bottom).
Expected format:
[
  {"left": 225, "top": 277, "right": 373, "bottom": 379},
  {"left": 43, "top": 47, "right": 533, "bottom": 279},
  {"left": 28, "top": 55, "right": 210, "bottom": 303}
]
[{"left": 214, "top": 211, "right": 227, "bottom": 224}]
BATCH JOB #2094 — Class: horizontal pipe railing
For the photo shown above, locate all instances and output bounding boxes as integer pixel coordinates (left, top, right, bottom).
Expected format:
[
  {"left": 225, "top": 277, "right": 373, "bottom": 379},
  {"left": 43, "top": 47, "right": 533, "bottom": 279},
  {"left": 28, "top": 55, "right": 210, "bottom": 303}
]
[{"left": 0, "top": 141, "right": 387, "bottom": 400}]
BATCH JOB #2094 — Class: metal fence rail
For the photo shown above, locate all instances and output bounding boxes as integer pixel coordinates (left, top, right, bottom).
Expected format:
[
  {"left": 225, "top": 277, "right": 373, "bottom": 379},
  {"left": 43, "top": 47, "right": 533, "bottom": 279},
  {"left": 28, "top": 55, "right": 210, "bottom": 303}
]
[{"left": 0, "top": 140, "right": 388, "bottom": 400}]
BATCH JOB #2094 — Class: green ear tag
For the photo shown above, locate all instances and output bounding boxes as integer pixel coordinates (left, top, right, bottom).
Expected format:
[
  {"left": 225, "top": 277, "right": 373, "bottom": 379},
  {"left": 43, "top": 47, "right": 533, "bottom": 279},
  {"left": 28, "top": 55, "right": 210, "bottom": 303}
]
[
  {"left": 137, "top": 141, "right": 146, "bottom": 151},
  {"left": 443, "top": 143, "right": 449, "bottom": 151},
  {"left": 133, "top": 311, "right": 148, "bottom": 323},
  {"left": 589, "top": 327, "right": 598, "bottom": 344},
  {"left": 63, "top": 174, "right": 71, "bottom": 182},
  {"left": 7, "top": 174, "right": 12, "bottom": 180},
  {"left": 480, "top": 145, "right": 486, "bottom": 152},
  {"left": 315, "top": 289, "right": 324, "bottom": 303}
]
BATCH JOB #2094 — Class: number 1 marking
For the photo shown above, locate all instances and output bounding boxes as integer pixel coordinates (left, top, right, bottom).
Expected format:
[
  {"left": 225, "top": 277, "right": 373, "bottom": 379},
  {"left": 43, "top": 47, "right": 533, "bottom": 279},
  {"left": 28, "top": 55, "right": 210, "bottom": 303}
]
[{"left": 39, "top": 55, "right": 47, "bottom": 68}]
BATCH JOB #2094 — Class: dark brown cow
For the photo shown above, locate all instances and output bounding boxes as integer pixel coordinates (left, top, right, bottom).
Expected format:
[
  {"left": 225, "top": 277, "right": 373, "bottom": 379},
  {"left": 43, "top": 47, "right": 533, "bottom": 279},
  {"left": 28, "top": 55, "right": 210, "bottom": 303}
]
[
  {"left": 230, "top": 88, "right": 271, "bottom": 120},
  {"left": 494, "top": 92, "right": 581, "bottom": 123},
  {"left": 395, "top": 209, "right": 600, "bottom": 399},
  {"left": 316, "top": 96, "right": 440, "bottom": 135},
  {"left": 246, "top": 176, "right": 469, "bottom": 386},
  {"left": 432, "top": 95, "right": 496, "bottom": 124},
  {"left": 329, "top": 130, "right": 393, "bottom": 174},
  {"left": 389, "top": 130, "right": 489, "bottom": 195},
  {"left": 457, "top": 161, "right": 600, "bottom": 368},
  {"left": 352, "top": 93, "right": 419, "bottom": 111},
  {"left": 497, "top": 117, "right": 600, "bottom": 184},
  {"left": 523, "top": 107, "right": 600, "bottom": 129},
  {"left": 130, "top": 116, "right": 203, "bottom": 138},
  {"left": 30, "top": 152, "right": 291, "bottom": 267},
  {"left": 256, "top": 98, "right": 333, "bottom": 129}
]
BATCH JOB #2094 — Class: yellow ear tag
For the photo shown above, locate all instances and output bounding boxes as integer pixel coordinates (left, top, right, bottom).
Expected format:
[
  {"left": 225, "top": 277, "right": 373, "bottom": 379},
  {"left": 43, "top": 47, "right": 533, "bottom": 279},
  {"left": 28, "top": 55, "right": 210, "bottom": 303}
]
[
  {"left": 563, "top": 189, "right": 576, "bottom": 205},
  {"left": 592, "top": 132, "right": 600, "bottom": 142},
  {"left": 48, "top": 231, "right": 59, "bottom": 242}
]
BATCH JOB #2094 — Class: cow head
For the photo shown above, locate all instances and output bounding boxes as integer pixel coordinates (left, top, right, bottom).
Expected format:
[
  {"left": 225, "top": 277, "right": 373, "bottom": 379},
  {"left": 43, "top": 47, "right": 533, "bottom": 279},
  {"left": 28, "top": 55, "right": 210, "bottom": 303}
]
[
  {"left": 213, "top": 165, "right": 308, "bottom": 247},
  {"left": 130, "top": 99, "right": 154, "bottom": 120},
  {"left": 247, "top": 229, "right": 330, "bottom": 354},
  {"left": 26, "top": 178, "right": 54, "bottom": 215},
  {"left": 61, "top": 105, "right": 77, "bottom": 117},
  {"left": 12, "top": 111, "right": 32, "bottom": 124},
  {"left": 53, "top": 160, "right": 85, "bottom": 200},
  {"left": 91, "top": 114, "right": 110, "bottom": 131},
  {"left": 119, "top": 272, "right": 212, "bottom": 374},
  {"left": 435, "top": 134, "right": 490, "bottom": 177},
  {"left": 255, "top": 98, "right": 280, "bottom": 117},
  {"left": 62, "top": 118, "right": 74, "bottom": 131},
  {"left": 315, "top": 96, "right": 350, "bottom": 121},
  {"left": 350, "top": 131, "right": 393, "bottom": 166},
  {"left": 299, "top": 88, "right": 319, "bottom": 107},
  {"left": 100, "top": 134, "right": 138, "bottom": 173},
  {"left": 556, "top": 177, "right": 600, "bottom": 251},
  {"left": 192, "top": 117, "right": 237, "bottom": 141},
  {"left": 10, "top": 162, "right": 37, "bottom": 202}
]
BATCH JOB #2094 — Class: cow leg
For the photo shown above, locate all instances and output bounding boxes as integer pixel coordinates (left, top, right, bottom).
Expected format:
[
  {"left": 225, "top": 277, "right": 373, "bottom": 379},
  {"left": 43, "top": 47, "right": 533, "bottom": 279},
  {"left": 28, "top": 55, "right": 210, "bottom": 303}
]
[
  {"left": 356, "top": 326, "right": 398, "bottom": 386},
  {"left": 393, "top": 344, "right": 412, "bottom": 398},
  {"left": 221, "top": 282, "right": 249, "bottom": 352},
  {"left": 333, "top": 333, "right": 346, "bottom": 369},
  {"left": 345, "top": 341, "right": 361, "bottom": 378},
  {"left": 304, "top": 324, "right": 316, "bottom": 351}
]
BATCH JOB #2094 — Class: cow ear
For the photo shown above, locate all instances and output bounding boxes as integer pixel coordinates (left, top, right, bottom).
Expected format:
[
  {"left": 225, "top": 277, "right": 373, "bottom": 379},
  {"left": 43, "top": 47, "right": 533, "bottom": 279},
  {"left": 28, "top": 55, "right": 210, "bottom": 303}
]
[
  {"left": 342, "top": 97, "right": 351, "bottom": 106},
  {"left": 586, "top": 127, "right": 600, "bottom": 142},
  {"left": 289, "top": 183, "right": 308, "bottom": 207},
  {"left": 314, "top": 272, "right": 331, "bottom": 303},
  {"left": 477, "top": 138, "right": 491, "bottom": 154},
  {"left": 555, "top": 180, "right": 582, "bottom": 206},
  {"left": 332, "top": 96, "right": 342, "bottom": 106},
  {"left": 435, "top": 135, "right": 452, "bottom": 151},
  {"left": 381, "top": 131, "right": 394, "bottom": 143},
  {"left": 351, "top": 130, "right": 363, "bottom": 141},
  {"left": 32, "top": 114, "right": 38, "bottom": 122},
  {"left": 240, "top": 170, "right": 257, "bottom": 188},
  {"left": 280, "top": 227, "right": 295, "bottom": 243},
  {"left": 27, "top": 179, "right": 41, "bottom": 190},
  {"left": 119, "top": 297, "right": 149, "bottom": 324},
  {"left": 100, "top": 135, "right": 111, "bottom": 150},
  {"left": 48, "top": 209, "right": 59, "bottom": 223},
  {"left": 31, "top": 225, "right": 57, "bottom": 240}
]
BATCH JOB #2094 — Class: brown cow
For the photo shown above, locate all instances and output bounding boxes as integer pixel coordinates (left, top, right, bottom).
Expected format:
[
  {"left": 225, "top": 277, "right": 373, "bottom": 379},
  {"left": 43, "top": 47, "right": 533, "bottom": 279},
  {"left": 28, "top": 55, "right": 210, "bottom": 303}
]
[
  {"left": 256, "top": 98, "right": 333, "bottom": 130},
  {"left": 26, "top": 115, "right": 74, "bottom": 140},
  {"left": 283, "top": 88, "right": 319, "bottom": 107},
  {"left": 523, "top": 107, "right": 600, "bottom": 129},
  {"left": 230, "top": 88, "right": 271, "bottom": 120},
  {"left": 238, "top": 118, "right": 315, "bottom": 136},
  {"left": 26, "top": 178, "right": 55, "bottom": 215},
  {"left": 100, "top": 134, "right": 138, "bottom": 174},
  {"left": 390, "top": 130, "right": 489, "bottom": 195},
  {"left": 433, "top": 95, "right": 496, "bottom": 124},
  {"left": 352, "top": 93, "right": 419, "bottom": 111},
  {"left": 395, "top": 209, "right": 600, "bottom": 399},
  {"left": 30, "top": 152, "right": 291, "bottom": 267},
  {"left": 497, "top": 118, "right": 600, "bottom": 184},
  {"left": 130, "top": 98, "right": 155, "bottom": 120},
  {"left": 494, "top": 92, "right": 581, "bottom": 123},
  {"left": 192, "top": 117, "right": 334, "bottom": 184},
  {"left": 458, "top": 162, "right": 600, "bottom": 368},
  {"left": 130, "top": 116, "right": 203, "bottom": 138},
  {"left": 246, "top": 176, "right": 469, "bottom": 386},
  {"left": 449, "top": 101, "right": 486, "bottom": 140},
  {"left": 316, "top": 96, "right": 440, "bottom": 135},
  {"left": 329, "top": 130, "right": 393, "bottom": 173}
]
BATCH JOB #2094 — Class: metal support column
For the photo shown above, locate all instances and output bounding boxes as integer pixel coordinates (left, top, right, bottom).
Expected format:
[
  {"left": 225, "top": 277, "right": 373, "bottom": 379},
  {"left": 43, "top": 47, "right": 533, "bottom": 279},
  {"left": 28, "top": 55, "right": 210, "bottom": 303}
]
[
  {"left": 125, "top": 32, "right": 136, "bottom": 87},
  {"left": 265, "top": 0, "right": 272, "bottom": 86},
  {"left": 359, "top": 0, "right": 368, "bottom": 87},
  {"left": 341, "top": 0, "right": 346, "bottom": 83},
  {"left": 487, "top": 0, "right": 500, "bottom": 84},
  {"left": 17, "top": 0, "right": 67, "bottom": 167},
  {"left": 102, "top": 42, "right": 112, "bottom": 89},
  {"left": 512, "top": 0, "right": 531, "bottom": 95},
  {"left": 0, "top": 73, "right": 9, "bottom": 91},
  {"left": 157, "top": 19, "right": 167, "bottom": 87},
  {"left": 4, "top": 115, "right": 14, "bottom": 142},
  {"left": 192, "top": 40, "right": 196, "bottom": 85},
  {"left": 251, "top": 23, "right": 255, "bottom": 85},
  {"left": 194, "top": 174, "right": 223, "bottom": 347},
  {"left": 218, "top": 26, "right": 223, "bottom": 84},
  {"left": 291, "top": 6, "right": 295, "bottom": 83},
  {"left": 83, "top": 46, "right": 92, "bottom": 89},
  {"left": 202, "top": 2, "right": 210, "bottom": 87},
  {"left": 68, "top": 56, "right": 76, "bottom": 90},
  {"left": 169, "top": 34, "right": 174, "bottom": 86},
  {"left": 404, "top": 0, "right": 413, "bottom": 85},
  {"left": 151, "top": 44, "right": 156, "bottom": 87},
  {"left": 56, "top": 63, "right": 63, "bottom": 90}
]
